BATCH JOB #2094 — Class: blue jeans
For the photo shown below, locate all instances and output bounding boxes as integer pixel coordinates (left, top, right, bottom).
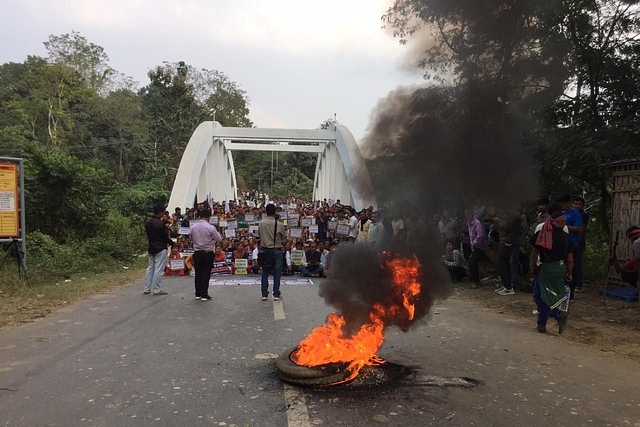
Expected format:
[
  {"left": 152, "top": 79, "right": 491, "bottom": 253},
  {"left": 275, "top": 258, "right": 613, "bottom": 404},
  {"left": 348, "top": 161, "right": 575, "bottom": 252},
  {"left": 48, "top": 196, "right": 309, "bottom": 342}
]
[
  {"left": 144, "top": 249, "right": 167, "bottom": 293},
  {"left": 261, "top": 249, "right": 283, "bottom": 297},
  {"left": 299, "top": 265, "right": 323, "bottom": 277},
  {"left": 532, "top": 275, "right": 562, "bottom": 327}
]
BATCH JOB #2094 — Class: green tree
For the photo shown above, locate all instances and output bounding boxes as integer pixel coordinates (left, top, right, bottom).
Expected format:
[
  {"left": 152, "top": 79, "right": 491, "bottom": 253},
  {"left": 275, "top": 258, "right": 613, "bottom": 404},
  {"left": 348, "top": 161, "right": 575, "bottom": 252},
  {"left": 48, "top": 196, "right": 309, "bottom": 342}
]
[
  {"left": 96, "top": 89, "right": 149, "bottom": 183},
  {"left": 44, "top": 31, "right": 114, "bottom": 94},
  {"left": 25, "top": 150, "right": 114, "bottom": 242},
  {"left": 140, "top": 61, "right": 204, "bottom": 186}
]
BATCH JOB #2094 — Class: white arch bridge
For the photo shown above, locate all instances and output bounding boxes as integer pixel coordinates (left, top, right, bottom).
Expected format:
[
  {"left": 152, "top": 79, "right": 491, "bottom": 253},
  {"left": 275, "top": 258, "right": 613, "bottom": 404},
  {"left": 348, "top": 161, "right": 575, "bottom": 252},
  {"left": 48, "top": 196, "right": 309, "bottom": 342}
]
[{"left": 167, "top": 121, "right": 377, "bottom": 210}]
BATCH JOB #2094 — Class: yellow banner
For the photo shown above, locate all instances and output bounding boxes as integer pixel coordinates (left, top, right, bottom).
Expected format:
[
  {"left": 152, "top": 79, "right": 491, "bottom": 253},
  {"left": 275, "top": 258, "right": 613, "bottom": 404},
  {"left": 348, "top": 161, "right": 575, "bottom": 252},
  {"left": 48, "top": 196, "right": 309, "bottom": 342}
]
[{"left": 0, "top": 163, "right": 19, "bottom": 238}]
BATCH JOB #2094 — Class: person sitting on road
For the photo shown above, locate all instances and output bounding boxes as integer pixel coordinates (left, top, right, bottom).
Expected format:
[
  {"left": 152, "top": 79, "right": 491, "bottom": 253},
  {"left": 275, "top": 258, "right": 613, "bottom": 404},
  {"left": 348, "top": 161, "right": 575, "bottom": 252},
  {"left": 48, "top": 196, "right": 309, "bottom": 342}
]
[
  {"left": 251, "top": 239, "right": 261, "bottom": 275},
  {"left": 165, "top": 245, "right": 186, "bottom": 276},
  {"left": 283, "top": 242, "right": 294, "bottom": 276},
  {"left": 299, "top": 241, "right": 323, "bottom": 278},
  {"left": 290, "top": 240, "right": 306, "bottom": 273},
  {"left": 441, "top": 240, "right": 469, "bottom": 282},
  {"left": 322, "top": 241, "right": 338, "bottom": 277}
]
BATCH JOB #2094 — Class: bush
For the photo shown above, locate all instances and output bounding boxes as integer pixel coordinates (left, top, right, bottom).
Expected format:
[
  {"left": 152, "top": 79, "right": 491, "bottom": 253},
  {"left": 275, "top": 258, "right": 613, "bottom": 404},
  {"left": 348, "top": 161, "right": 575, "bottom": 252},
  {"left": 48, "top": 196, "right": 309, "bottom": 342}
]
[
  {"left": 24, "top": 210, "right": 147, "bottom": 281},
  {"left": 26, "top": 231, "right": 88, "bottom": 276},
  {"left": 81, "top": 210, "right": 147, "bottom": 261}
]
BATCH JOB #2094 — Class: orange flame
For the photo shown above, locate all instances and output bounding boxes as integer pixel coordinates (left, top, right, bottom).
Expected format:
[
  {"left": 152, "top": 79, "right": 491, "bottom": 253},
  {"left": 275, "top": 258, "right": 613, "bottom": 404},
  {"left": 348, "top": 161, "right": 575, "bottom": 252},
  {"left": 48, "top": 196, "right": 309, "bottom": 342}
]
[{"left": 292, "top": 255, "right": 422, "bottom": 382}]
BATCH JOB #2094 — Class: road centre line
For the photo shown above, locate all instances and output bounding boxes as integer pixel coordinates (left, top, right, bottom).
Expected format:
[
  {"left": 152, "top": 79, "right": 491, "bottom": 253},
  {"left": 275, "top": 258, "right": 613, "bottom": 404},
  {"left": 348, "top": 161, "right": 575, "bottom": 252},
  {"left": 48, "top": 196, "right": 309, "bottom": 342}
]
[
  {"left": 283, "top": 383, "right": 312, "bottom": 427},
  {"left": 273, "top": 300, "right": 286, "bottom": 320}
]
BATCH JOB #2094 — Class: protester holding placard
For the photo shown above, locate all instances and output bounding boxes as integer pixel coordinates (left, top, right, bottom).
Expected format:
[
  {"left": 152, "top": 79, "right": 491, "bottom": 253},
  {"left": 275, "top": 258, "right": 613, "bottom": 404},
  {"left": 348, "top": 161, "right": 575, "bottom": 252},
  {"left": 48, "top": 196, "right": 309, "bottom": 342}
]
[
  {"left": 190, "top": 209, "right": 223, "bottom": 301},
  {"left": 165, "top": 246, "right": 186, "bottom": 276},
  {"left": 290, "top": 241, "right": 306, "bottom": 272}
]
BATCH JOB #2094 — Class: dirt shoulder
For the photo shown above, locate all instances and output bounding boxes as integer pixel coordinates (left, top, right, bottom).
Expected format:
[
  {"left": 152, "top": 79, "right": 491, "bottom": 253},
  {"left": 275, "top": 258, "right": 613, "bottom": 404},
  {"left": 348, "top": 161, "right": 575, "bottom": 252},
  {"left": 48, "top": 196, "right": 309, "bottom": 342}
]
[
  {"left": 0, "top": 267, "right": 146, "bottom": 331},
  {"left": 450, "top": 276, "right": 640, "bottom": 361}
]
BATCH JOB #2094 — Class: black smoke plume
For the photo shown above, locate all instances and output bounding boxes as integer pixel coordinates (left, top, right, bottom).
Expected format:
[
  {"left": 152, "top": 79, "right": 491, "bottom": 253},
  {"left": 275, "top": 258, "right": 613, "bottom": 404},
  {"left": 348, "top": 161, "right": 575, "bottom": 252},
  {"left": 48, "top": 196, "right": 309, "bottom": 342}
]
[{"left": 318, "top": 244, "right": 450, "bottom": 334}]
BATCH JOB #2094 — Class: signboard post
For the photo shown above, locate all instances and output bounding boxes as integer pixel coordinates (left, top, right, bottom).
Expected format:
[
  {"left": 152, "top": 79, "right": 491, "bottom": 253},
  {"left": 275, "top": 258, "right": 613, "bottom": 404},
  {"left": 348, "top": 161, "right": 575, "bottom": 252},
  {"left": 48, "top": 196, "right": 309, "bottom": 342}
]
[{"left": 0, "top": 157, "right": 26, "bottom": 272}]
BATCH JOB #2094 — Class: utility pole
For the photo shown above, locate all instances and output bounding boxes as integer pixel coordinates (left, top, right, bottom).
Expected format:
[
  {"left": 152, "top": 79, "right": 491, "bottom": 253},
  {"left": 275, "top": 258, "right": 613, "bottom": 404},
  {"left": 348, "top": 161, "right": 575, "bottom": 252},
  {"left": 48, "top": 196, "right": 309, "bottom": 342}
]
[{"left": 211, "top": 109, "right": 216, "bottom": 122}]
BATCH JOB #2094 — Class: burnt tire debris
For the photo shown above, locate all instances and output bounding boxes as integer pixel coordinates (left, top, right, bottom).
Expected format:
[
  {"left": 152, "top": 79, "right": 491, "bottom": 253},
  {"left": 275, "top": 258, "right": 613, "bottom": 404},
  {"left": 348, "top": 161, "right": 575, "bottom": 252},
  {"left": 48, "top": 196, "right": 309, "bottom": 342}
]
[{"left": 277, "top": 346, "right": 352, "bottom": 387}]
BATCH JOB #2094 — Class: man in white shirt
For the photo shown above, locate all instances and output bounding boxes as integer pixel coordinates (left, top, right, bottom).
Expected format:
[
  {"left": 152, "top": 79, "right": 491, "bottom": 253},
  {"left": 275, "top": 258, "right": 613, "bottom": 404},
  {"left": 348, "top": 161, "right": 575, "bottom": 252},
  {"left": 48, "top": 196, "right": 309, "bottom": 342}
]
[
  {"left": 251, "top": 239, "right": 261, "bottom": 275},
  {"left": 347, "top": 208, "right": 359, "bottom": 243}
]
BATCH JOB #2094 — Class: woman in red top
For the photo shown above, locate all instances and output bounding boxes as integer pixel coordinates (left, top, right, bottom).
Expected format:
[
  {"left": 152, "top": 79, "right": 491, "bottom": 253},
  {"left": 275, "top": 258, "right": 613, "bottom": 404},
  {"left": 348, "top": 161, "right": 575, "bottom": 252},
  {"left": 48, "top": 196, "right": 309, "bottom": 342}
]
[
  {"left": 214, "top": 245, "right": 226, "bottom": 263},
  {"left": 165, "top": 246, "right": 185, "bottom": 276}
]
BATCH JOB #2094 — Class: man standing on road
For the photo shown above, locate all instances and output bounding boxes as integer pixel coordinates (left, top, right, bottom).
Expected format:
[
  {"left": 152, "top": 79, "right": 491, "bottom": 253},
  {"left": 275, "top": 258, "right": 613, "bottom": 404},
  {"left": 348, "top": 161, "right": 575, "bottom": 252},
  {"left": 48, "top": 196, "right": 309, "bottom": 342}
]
[
  {"left": 190, "top": 209, "right": 222, "bottom": 301},
  {"left": 144, "top": 205, "right": 175, "bottom": 296},
  {"left": 555, "top": 194, "right": 584, "bottom": 300},
  {"left": 530, "top": 211, "right": 574, "bottom": 334},
  {"left": 465, "top": 208, "right": 490, "bottom": 289},
  {"left": 258, "top": 204, "right": 287, "bottom": 301}
]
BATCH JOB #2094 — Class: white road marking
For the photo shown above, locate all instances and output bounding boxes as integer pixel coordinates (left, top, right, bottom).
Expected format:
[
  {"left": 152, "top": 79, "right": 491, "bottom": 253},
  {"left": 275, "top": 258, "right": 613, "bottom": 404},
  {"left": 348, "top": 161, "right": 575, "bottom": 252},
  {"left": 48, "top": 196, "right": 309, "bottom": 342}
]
[
  {"left": 273, "top": 300, "right": 286, "bottom": 320},
  {"left": 283, "top": 384, "right": 311, "bottom": 427}
]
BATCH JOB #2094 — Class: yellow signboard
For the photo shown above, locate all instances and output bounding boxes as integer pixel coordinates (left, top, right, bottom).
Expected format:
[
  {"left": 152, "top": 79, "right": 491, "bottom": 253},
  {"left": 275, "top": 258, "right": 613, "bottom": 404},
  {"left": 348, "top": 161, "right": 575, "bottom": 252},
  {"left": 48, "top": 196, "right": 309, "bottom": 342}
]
[{"left": 0, "top": 163, "right": 19, "bottom": 238}]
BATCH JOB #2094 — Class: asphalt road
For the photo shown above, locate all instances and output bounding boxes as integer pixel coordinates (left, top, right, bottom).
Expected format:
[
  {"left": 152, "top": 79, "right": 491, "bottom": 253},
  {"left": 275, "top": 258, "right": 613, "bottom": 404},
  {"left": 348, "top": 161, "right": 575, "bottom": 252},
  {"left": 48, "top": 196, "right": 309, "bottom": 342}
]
[{"left": 1, "top": 276, "right": 639, "bottom": 427}]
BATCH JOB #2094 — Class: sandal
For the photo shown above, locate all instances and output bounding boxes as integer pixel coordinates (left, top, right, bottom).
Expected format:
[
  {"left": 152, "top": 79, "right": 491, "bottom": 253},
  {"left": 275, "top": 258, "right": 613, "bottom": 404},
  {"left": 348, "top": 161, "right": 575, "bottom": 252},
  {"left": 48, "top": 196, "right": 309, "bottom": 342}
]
[{"left": 153, "top": 290, "right": 168, "bottom": 295}]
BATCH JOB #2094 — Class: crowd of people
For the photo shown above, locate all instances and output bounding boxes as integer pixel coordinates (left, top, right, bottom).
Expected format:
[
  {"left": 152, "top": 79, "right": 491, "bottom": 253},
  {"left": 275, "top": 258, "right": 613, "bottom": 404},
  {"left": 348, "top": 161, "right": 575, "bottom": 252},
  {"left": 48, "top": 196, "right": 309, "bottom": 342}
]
[{"left": 143, "top": 191, "right": 640, "bottom": 334}]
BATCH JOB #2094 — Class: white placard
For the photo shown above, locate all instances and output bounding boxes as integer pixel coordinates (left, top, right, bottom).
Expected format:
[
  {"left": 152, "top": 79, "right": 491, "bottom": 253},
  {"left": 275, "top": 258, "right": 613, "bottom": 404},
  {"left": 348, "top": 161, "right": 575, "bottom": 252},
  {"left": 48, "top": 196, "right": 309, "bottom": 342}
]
[
  {"left": 170, "top": 259, "right": 185, "bottom": 270},
  {"left": 245, "top": 214, "right": 255, "bottom": 222},
  {"left": 288, "top": 218, "right": 299, "bottom": 227},
  {"left": 219, "top": 220, "right": 228, "bottom": 228},
  {"left": 289, "top": 213, "right": 300, "bottom": 220},
  {"left": 289, "top": 228, "right": 303, "bottom": 238},
  {"left": 309, "top": 225, "right": 319, "bottom": 233},
  {"left": 226, "top": 220, "right": 238, "bottom": 229},
  {"left": 248, "top": 201, "right": 256, "bottom": 207},
  {"left": 249, "top": 225, "right": 259, "bottom": 234},
  {"left": 301, "top": 217, "right": 314, "bottom": 227},
  {"left": 210, "top": 216, "right": 219, "bottom": 225},
  {"left": 290, "top": 203, "right": 297, "bottom": 208},
  {"left": 225, "top": 228, "right": 236, "bottom": 238},
  {"left": 336, "top": 224, "right": 350, "bottom": 235},
  {"left": 328, "top": 220, "right": 338, "bottom": 231},
  {"left": 179, "top": 226, "right": 190, "bottom": 235},
  {"left": 279, "top": 211, "right": 288, "bottom": 220}
]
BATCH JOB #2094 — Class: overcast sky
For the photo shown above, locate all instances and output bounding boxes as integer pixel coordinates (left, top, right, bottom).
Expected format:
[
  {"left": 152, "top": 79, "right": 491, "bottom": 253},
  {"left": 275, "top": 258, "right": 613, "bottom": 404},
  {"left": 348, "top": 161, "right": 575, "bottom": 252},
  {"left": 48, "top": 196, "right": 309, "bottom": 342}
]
[{"left": 0, "top": 0, "right": 423, "bottom": 141}]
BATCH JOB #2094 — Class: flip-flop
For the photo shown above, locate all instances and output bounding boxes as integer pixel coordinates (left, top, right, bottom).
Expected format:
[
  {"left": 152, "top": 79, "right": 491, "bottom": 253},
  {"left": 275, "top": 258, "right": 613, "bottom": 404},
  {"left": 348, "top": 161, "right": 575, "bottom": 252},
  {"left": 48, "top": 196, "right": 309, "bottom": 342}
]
[{"left": 153, "top": 290, "right": 168, "bottom": 295}]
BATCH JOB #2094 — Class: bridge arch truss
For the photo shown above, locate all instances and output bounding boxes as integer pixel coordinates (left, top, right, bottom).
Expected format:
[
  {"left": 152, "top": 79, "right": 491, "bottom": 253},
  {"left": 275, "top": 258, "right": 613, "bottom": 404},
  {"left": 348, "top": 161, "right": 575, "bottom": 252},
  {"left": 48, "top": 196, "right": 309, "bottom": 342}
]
[{"left": 168, "top": 121, "right": 376, "bottom": 210}]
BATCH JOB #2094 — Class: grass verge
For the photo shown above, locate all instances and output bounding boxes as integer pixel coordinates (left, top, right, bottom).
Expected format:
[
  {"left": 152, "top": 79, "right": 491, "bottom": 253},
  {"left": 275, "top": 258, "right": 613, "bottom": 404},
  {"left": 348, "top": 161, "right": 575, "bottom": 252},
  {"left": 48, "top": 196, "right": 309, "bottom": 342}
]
[{"left": 0, "top": 257, "right": 147, "bottom": 331}]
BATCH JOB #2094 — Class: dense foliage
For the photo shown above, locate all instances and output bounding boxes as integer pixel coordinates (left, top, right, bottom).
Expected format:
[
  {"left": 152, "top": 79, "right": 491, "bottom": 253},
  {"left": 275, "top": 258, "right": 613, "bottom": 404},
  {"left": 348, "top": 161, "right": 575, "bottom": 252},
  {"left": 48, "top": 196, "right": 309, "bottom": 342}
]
[{"left": 0, "top": 32, "right": 311, "bottom": 279}]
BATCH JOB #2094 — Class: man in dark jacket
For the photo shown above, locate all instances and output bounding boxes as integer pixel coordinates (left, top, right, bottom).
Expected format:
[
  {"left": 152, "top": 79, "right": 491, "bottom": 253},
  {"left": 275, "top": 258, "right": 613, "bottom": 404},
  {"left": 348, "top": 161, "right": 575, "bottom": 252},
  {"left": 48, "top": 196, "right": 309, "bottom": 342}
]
[{"left": 144, "top": 205, "right": 175, "bottom": 295}]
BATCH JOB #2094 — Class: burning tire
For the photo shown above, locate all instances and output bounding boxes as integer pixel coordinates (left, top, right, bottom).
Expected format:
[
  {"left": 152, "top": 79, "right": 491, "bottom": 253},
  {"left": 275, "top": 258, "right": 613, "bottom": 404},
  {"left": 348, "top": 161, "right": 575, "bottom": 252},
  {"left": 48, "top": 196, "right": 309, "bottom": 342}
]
[
  {"left": 277, "top": 346, "right": 352, "bottom": 385},
  {"left": 279, "top": 369, "right": 353, "bottom": 387}
]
